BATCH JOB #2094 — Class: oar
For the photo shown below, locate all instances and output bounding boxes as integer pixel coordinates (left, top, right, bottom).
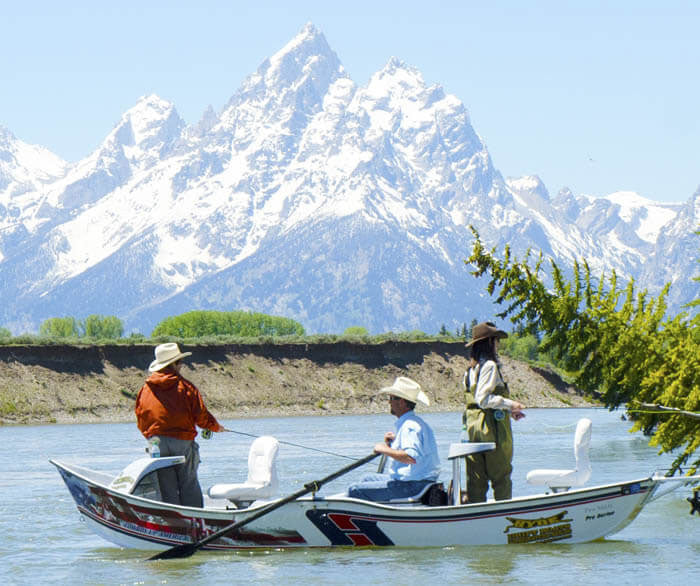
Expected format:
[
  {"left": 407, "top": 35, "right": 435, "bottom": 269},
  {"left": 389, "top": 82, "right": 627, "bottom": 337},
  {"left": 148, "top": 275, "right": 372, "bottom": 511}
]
[
  {"left": 148, "top": 451, "right": 379, "bottom": 561},
  {"left": 376, "top": 453, "right": 387, "bottom": 473}
]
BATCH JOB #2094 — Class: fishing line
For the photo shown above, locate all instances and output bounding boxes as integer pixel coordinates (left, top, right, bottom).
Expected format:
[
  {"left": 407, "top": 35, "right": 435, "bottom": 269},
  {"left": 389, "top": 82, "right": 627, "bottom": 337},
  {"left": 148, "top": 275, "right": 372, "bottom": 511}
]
[
  {"left": 537, "top": 422, "right": 579, "bottom": 432},
  {"left": 221, "top": 428, "right": 356, "bottom": 460},
  {"left": 627, "top": 410, "right": 688, "bottom": 415}
]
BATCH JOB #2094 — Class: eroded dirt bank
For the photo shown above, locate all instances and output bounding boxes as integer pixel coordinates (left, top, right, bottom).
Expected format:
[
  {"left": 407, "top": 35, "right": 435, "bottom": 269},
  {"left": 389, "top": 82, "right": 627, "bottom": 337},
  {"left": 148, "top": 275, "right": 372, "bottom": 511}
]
[{"left": 0, "top": 341, "right": 594, "bottom": 425}]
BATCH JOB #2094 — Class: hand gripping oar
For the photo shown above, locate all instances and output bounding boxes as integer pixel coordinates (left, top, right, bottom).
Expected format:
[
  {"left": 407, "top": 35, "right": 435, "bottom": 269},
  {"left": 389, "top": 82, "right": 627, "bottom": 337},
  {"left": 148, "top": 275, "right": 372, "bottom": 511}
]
[{"left": 148, "top": 451, "right": 379, "bottom": 560}]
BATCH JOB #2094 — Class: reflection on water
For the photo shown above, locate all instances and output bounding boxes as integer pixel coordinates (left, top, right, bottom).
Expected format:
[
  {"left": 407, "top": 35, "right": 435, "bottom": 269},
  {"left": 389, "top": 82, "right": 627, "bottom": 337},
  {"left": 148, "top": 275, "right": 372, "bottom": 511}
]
[{"left": 1, "top": 408, "right": 698, "bottom": 584}]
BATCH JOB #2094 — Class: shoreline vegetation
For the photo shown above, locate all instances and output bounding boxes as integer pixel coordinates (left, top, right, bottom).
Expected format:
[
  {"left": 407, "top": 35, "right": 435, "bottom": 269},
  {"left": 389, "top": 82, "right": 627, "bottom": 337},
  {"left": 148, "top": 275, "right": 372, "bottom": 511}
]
[{"left": 0, "top": 341, "right": 596, "bottom": 426}]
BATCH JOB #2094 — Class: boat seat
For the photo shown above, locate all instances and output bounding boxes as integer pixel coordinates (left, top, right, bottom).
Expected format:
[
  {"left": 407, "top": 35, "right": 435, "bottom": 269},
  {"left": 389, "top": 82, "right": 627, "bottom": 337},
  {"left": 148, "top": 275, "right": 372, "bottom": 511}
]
[
  {"left": 208, "top": 436, "right": 279, "bottom": 506},
  {"left": 385, "top": 482, "right": 447, "bottom": 506},
  {"left": 110, "top": 456, "right": 186, "bottom": 496},
  {"left": 526, "top": 417, "right": 592, "bottom": 492}
]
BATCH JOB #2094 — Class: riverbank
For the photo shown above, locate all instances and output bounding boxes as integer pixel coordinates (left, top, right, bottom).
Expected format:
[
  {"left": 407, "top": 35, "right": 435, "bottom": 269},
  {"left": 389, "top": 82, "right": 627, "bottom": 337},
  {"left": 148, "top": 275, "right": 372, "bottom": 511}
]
[{"left": 0, "top": 341, "right": 595, "bottom": 425}]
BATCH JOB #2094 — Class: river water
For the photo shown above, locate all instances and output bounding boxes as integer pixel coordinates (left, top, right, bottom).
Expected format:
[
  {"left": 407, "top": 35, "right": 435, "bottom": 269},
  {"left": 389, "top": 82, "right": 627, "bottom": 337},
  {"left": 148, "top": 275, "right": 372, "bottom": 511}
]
[{"left": 2, "top": 408, "right": 698, "bottom": 584}]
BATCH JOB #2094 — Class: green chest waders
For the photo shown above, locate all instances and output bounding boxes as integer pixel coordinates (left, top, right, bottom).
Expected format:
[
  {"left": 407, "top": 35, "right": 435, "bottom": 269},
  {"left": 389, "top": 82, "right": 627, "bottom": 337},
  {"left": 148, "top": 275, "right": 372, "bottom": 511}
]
[{"left": 463, "top": 363, "right": 514, "bottom": 502}]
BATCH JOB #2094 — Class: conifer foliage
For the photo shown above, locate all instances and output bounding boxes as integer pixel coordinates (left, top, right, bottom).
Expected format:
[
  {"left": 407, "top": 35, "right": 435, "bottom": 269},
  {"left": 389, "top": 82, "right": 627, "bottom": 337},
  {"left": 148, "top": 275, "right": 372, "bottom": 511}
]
[{"left": 467, "top": 228, "right": 699, "bottom": 475}]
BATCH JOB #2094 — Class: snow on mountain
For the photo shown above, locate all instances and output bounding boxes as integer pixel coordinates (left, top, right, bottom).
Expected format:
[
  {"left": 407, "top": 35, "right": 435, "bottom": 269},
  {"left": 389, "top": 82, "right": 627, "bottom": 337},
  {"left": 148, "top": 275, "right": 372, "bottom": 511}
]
[
  {"left": 0, "top": 127, "right": 68, "bottom": 246},
  {"left": 0, "top": 24, "right": 697, "bottom": 335},
  {"left": 604, "top": 191, "right": 679, "bottom": 243}
]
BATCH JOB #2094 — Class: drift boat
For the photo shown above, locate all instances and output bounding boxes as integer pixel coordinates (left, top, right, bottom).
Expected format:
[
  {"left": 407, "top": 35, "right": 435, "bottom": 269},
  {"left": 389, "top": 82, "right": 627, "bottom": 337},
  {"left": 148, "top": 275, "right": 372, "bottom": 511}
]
[{"left": 52, "top": 419, "right": 699, "bottom": 551}]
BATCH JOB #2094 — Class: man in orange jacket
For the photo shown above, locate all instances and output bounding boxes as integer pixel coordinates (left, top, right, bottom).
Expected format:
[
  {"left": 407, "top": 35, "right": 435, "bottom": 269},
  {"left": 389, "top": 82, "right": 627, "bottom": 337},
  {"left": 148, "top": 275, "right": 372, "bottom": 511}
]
[{"left": 135, "top": 343, "right": 224, "bottom": 507}]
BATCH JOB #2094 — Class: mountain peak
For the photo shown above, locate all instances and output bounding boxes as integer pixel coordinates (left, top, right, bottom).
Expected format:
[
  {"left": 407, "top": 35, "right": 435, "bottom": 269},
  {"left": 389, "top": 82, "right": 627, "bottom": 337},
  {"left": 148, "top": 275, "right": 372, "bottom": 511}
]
[
  {"left": 377, "top": 56, "right": 423, "bottom": 81},
  {"left": 106, "top": 94, "right": 183, "bottom": 155},
  {"left": 0, "top": 24, "right": 695, "bottom": 337},
  {"left": 0, "top": 125, "right": 67, "bottom": 198},
  {"left": 0, "top": 125, "right": 16, "bottom": 145},
  {"left": 507, "top": 175, "right": 550, "bottom": 201},
  {"left": 363, "top": 57, "right": 431, "bottom": 102},
  {"left": 297, "top": 22, "right": 322, "bottom": 43},
  {"left": 223, "top": 24, "right": 347, "bottom": 127},
  {"left": 267, "top": 23, "right": 342, "bottom": 75}
]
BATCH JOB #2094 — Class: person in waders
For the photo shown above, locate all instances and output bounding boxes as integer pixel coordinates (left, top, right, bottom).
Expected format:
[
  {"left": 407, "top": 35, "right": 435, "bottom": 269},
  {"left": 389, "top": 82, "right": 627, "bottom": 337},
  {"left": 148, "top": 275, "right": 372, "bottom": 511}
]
[{"left": 462, "top": 322, "right": 526, "bottom": 502}]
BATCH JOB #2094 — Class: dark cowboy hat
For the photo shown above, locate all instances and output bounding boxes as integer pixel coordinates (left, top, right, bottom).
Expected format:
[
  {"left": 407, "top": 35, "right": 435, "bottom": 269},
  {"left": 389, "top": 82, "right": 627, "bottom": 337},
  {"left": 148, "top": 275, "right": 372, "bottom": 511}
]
[{"left": 465, "top": 321, "right": 508, "bottom": 347}]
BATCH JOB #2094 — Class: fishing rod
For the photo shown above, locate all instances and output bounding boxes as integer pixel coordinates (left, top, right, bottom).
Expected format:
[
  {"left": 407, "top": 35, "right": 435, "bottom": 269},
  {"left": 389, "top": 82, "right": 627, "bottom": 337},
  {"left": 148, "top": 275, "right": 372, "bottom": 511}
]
[
  {"left": 209, "top": 427, "right": 356, "bottom": 460},
  {"left": 627, "top": 403, "right": 700, "bottom": 420}
]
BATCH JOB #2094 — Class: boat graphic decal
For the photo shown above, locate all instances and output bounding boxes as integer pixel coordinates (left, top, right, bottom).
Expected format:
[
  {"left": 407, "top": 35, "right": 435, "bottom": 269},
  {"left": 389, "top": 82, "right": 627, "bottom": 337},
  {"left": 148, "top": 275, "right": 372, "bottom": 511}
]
[
  {"left": 306, "top": 510, "right": 394, "bottom": 546},
  {"left": 61, "top": 467, "right": 305, "bottom": 547},
  {"left": 503, "top": 510, "right": 573, "bottom": 544}
]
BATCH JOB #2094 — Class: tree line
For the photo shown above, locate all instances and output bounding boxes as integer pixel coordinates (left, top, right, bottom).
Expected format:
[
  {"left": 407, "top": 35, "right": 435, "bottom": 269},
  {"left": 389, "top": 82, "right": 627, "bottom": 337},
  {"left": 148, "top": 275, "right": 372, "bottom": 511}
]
[
  {"left": 0, "top": 311, "right": 307, "bottom": 341},
  {"left": 1, "top": 312, "right": 488, "bottom": 343}
]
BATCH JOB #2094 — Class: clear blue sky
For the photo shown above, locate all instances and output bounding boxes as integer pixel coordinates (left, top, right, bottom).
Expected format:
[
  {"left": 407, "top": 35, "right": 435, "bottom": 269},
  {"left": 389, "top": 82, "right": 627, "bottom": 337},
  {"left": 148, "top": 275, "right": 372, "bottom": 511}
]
[{"left": 2, "top": 0, "right": 698, "bottom": 203}]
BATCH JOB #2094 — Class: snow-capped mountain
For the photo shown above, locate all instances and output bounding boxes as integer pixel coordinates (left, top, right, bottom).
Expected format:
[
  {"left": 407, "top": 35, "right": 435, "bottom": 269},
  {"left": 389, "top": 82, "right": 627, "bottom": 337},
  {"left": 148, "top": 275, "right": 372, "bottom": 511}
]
[
  {"left": 0, "top": 23, "right": 697, "bottom": 335},
  {"left": 0, "top": 126, "right": 68, "bottom": 252}
]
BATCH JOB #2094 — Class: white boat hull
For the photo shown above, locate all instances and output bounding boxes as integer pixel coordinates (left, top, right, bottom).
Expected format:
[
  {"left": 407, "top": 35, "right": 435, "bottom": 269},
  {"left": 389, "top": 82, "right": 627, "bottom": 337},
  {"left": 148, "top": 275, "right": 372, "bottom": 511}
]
[{"left": 51, "top": 458, "right": 672, "bottom": 549}]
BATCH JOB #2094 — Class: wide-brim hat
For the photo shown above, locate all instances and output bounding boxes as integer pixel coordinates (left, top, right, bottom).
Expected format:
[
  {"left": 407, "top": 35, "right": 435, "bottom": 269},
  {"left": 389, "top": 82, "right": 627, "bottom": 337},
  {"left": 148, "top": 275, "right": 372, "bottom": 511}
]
[
  {"left": 465, "top": 321, "right": 508, "bottom": 347},
  {"left": 149, "top": 343, "right": 192, "bottom": 372},
  {"left": 377, "top": 376, "right": 430, "bottom": 406}
]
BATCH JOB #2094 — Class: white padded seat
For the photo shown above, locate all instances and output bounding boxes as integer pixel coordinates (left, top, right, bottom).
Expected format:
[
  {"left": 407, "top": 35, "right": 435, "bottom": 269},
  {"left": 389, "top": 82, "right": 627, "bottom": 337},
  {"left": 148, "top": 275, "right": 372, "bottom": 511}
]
[
  {"left": 208, "top": 436, "right": 279, "bottom": 505},
  {"left": 526, "top": 418, "right": 592, "bottom": 492}
]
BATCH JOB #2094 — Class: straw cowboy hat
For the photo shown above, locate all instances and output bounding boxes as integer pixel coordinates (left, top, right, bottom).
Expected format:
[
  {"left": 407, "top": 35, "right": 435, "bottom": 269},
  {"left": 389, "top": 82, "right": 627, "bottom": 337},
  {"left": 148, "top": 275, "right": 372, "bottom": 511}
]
[
  {"left": 377, "top": 376, "right": 430, "bottom": 406},
  {"left": 148, "top": 343, "right": 192, "bottom": 372},
  {"left": 465, "top": 321, "right": 508, "bottom": 348}
]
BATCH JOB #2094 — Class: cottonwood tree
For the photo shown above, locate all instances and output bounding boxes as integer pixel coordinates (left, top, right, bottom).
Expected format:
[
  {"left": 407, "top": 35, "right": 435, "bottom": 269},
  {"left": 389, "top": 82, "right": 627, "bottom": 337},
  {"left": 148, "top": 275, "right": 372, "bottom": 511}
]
[
  {"left": 39, "top": 315, "right": 124, "bottom": 339},
  {"left": 343, "top": 326, "right": 369, "bottom": 336},
  {"left": 466, "top": 228, "right": 699, "bottom": 475},
  {"left": 152, "top": 310, "right": 305, "bottom": 338},
  {"left": 82, "top": 314, "right": 124, "bottom": 338},
  {"left": 40, "top": 317, "right": 80, "bottom": 338}
]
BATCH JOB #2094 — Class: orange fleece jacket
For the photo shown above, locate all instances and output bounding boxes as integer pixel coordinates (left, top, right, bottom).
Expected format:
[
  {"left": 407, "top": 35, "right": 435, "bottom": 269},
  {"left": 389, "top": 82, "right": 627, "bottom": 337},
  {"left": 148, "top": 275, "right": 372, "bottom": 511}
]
[{"left": 135, "top": 371, "right": 223, "bottom": 440}]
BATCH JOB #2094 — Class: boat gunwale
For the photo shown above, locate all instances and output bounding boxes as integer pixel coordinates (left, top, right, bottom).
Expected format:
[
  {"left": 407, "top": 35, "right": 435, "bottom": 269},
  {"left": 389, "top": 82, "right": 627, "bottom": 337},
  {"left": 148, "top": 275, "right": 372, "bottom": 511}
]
[{"left": 50, "top": 457, "right": 659, "bottom": 517}]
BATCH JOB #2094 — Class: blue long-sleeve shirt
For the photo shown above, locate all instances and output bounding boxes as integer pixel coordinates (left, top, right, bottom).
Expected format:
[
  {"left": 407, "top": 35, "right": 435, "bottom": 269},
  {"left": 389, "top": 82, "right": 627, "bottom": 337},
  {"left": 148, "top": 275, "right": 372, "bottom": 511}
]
[{"left": 388, "top": 411, "right": 440, "bottom": 481}]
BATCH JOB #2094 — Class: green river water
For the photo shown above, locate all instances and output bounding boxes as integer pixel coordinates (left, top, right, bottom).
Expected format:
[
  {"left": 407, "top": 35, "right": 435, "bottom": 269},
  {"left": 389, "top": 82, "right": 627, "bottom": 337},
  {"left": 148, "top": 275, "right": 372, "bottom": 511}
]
[{"left": 2, "top": 408, "right": 698, "bottom": 584}]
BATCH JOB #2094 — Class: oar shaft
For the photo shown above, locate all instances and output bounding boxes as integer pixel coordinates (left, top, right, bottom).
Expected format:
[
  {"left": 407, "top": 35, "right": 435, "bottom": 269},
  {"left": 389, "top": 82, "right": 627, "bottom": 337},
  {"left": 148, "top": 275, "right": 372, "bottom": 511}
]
[{"left": 149, "top": 451, "right": 379, "bottom": 560}]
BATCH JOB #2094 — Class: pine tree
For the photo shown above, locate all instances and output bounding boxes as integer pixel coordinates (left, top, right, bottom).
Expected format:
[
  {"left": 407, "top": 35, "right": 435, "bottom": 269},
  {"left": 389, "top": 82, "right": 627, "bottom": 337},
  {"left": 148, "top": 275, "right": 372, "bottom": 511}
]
[{"left": 466, "top": 227, "right": 700, "bottom": 475}]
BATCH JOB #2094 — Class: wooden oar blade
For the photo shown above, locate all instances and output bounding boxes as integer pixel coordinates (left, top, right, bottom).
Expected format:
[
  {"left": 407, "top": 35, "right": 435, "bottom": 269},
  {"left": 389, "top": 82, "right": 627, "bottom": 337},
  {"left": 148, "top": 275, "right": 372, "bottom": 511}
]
[{"left": 148, "top": 542, "right": 198, "bottom": 561}]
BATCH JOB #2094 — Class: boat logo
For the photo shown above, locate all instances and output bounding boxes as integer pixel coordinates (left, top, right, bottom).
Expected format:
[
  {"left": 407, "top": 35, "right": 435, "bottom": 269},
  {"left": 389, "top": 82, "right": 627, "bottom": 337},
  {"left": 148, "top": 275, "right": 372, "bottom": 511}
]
[
  {"left": 110, "top": 475, "right": 135, "bottom": 491},
  {"left": 503, "top": 510, "right": 572, "bottom": 544},
  {"left": 306, "top": 510, "right": 394, "bottom": 546}
]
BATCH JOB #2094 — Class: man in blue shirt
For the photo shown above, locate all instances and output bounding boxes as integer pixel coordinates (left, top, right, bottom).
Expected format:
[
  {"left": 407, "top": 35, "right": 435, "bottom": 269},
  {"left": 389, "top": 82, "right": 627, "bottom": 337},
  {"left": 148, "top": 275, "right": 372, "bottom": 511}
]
[{"left": 348, "top": 377, "right": 440, "bottom": 501}]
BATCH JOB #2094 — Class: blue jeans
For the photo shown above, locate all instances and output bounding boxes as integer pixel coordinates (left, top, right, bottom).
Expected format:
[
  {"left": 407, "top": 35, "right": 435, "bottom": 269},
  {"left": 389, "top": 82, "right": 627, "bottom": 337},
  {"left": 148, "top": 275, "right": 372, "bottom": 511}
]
[{"left": 347, "top": 473, "right": 434, "bottom": 502}]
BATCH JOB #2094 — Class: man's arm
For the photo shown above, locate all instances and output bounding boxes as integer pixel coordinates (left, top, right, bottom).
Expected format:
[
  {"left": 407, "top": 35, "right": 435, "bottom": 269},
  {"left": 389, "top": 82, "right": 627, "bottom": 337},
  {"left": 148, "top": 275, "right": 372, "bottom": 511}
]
[
  {"left": 373, "top": 442, "right": 416, "bottom": 464},
  {"left": 374, "top": 430, "right": 417, "bottom": 464}
]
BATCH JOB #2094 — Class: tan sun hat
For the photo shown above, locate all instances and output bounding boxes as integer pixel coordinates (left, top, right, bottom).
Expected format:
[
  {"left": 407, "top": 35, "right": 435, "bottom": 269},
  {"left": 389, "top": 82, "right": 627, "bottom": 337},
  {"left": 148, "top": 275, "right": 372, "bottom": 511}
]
[
  {"left": 377, "top": 376, "right": 430, "bottom": 406},
  {"left": 465, "top": 321, "right": 508, "bottom": 348},
  {"left": 148, "top": 343, "right": 192, "bottom": 372}
]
